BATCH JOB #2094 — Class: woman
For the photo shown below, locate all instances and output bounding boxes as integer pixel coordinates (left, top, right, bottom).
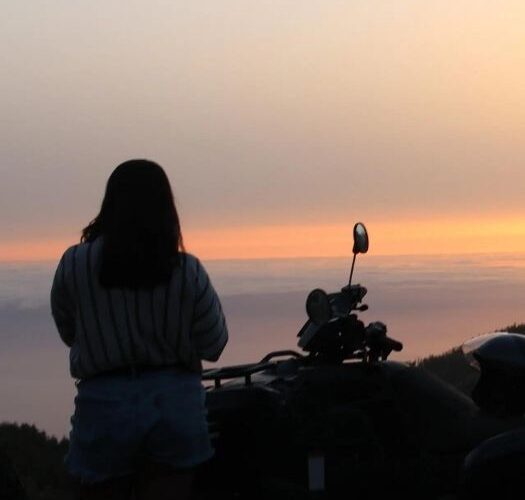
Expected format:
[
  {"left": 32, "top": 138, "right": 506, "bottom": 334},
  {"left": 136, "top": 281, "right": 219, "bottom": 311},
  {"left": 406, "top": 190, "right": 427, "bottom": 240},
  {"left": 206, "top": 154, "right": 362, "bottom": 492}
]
[{"left": 50, "top": 159, "right": 228, "bottom": 499}]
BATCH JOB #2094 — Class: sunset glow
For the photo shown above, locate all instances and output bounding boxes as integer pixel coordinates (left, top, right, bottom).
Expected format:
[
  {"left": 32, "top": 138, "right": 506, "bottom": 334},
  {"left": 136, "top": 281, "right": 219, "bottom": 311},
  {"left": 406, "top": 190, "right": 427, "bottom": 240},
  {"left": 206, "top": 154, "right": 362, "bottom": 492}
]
[
  {"left": 185, "top": 217, "right": 525, "bottom": 259},
  {"left": 2, "top": 2, "right": 525, "bottom": 261},
  {"left": 4, "top": 0, "right": 525, "bottom": 446},
  {"left": 4, "top": 215, "right": 525, "bottom": 262}
]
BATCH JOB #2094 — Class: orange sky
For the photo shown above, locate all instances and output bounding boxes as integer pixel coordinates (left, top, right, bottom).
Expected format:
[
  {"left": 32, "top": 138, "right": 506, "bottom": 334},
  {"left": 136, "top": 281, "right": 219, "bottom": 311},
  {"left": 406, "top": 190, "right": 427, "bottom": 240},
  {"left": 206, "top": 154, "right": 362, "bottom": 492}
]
[
  {"left": 3, "top": 215, "right": 525, "bottom": 262},
  {"left": 2, "top": 2, "right": 525, "bottom": 261}
]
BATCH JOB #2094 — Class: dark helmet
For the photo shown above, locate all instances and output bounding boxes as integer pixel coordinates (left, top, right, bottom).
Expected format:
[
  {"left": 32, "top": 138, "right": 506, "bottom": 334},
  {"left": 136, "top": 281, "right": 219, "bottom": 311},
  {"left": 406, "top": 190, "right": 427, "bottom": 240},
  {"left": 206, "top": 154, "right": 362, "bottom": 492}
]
[{"left": 463, "top": 333, "right": 525, "bottom": 416}]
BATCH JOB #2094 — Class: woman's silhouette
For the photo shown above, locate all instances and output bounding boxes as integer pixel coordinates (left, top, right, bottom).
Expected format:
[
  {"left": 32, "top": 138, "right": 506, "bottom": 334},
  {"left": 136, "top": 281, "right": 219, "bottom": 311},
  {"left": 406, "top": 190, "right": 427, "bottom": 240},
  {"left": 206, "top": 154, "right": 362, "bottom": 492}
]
[{"left": 51, "top": 159, "right": 228, "bottom": 499}]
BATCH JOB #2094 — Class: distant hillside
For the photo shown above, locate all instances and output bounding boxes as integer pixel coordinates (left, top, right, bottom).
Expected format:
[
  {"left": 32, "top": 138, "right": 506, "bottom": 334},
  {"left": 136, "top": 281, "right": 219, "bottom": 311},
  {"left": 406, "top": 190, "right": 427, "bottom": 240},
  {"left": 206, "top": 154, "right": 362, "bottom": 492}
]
[
  {"left": 416, "top": 323, "right": 525, "bottom": 396},
  {"left": 416, "top": 346, "right": 479, "bottom": 395},
  {"left": 0, "top": 447, "right": 27, "bottom": 500},
  {"left": 0, "top": 423, "right": 70, "bottom": 500}
]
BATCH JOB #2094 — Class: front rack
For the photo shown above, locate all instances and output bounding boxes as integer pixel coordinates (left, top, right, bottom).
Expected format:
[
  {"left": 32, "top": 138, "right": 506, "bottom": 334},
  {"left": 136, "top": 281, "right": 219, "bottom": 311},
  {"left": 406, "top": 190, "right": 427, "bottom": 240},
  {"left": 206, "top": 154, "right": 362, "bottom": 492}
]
[{"left": 202, "top": 350, "right": 304, "bottom": 388}]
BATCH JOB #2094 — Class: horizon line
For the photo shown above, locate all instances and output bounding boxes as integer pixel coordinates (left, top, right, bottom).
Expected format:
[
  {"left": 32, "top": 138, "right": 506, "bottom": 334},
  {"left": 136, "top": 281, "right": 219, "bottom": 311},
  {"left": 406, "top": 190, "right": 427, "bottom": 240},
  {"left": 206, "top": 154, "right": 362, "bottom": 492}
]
[{"left": 3, "top": 248, "right": 525, "bottom": 265}]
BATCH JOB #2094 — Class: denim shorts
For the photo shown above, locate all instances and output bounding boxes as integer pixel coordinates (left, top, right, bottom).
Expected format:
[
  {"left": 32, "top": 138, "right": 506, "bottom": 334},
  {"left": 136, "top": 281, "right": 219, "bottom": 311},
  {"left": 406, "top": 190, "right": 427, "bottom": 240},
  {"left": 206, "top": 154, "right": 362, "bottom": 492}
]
[{"left": 66, "top": 367, "right": 213, "bottom": 483}]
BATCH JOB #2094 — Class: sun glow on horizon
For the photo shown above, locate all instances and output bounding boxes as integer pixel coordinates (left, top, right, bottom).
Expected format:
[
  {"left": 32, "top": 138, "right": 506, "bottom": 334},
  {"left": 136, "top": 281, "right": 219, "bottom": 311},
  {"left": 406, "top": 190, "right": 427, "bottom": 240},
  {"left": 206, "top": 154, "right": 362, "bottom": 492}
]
[
  {"left": 4, "top": 216, "right": 525, "bottom": 263},
  {"left": 186, "top": 216, "right": 525, "bottom": 259}
]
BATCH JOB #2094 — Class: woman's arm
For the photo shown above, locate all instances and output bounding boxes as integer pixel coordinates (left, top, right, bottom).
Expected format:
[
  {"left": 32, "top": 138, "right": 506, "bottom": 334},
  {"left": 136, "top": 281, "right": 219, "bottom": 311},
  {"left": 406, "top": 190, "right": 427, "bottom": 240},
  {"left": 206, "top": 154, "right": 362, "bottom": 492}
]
[
  {"left": 50, "top": 253, "right": 76, "bottom": 347},
  {"left": 190, "top": 259, "right": 228, "bottom": 362}
]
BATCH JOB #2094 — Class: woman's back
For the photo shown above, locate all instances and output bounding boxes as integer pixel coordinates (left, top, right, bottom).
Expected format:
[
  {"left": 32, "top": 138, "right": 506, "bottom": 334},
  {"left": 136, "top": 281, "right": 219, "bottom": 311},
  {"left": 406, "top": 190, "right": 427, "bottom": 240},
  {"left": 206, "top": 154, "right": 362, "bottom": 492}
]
[{"left": 52, "top": 238, "right": 227, "bottom": 379}]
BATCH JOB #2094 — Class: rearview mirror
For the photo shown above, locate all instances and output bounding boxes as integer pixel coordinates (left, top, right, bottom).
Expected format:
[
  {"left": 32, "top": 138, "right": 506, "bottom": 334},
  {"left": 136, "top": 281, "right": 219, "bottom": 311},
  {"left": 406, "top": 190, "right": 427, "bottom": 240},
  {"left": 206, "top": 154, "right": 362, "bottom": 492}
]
[{"left": 353, "top": 223, "right": 369, "bottom": 254}]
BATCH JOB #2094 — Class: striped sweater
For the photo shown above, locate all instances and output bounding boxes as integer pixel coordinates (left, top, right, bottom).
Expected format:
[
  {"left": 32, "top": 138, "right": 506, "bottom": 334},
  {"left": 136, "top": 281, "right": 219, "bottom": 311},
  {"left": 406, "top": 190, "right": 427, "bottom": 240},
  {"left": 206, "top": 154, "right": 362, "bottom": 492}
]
[{"left": 50, "top": 238, "right": 228, "bottom": 379}]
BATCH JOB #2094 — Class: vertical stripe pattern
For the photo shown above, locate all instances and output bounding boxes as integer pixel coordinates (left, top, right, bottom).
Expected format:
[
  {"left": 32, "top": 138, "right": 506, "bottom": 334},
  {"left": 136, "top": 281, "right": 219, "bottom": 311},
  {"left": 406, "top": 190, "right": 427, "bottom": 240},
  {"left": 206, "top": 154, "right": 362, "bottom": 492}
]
[
  {"left": 71, "top": 246, "right": 99, "bottom": 374},
  {"left": 50, "top": 239, "right": 228, "bottom": 379}
]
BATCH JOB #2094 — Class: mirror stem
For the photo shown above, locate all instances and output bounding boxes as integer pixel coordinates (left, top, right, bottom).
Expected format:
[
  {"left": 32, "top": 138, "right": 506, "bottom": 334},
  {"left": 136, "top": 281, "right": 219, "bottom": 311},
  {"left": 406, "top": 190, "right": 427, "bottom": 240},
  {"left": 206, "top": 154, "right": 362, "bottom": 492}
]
[{"left": 348, "top": 253, "right": 357, "bottom": 285}]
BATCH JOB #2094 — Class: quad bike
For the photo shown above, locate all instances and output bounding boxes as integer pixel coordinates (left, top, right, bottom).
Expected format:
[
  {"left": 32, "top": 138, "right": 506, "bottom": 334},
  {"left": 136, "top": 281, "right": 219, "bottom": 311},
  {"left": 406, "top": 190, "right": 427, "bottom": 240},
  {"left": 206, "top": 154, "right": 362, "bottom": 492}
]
[{"left": 195, "top": 223, "right": 525, "bottom": 499}]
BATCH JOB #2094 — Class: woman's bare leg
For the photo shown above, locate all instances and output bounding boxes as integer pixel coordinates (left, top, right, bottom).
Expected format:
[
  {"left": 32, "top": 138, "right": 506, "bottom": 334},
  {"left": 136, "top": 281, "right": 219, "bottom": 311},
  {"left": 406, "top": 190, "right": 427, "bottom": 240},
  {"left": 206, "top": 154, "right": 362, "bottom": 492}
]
[{"left": 135, "top": 462, "right": 194, "bottom": 500}]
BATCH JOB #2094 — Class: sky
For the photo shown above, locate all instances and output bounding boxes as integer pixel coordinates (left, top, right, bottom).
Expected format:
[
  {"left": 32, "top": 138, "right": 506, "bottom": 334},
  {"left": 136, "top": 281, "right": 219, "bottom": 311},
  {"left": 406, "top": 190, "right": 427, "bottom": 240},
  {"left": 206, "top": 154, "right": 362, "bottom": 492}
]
[{"left": 2, "top": 1, "right": 525, "bottom": 260}]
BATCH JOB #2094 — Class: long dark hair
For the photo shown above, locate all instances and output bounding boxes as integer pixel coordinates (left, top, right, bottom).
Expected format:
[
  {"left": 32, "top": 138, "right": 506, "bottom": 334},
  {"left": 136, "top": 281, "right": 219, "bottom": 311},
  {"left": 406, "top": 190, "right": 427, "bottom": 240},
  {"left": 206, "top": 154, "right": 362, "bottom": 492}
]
[{"left": 81, "top": 159, "right": 184, "bottom": 288}]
